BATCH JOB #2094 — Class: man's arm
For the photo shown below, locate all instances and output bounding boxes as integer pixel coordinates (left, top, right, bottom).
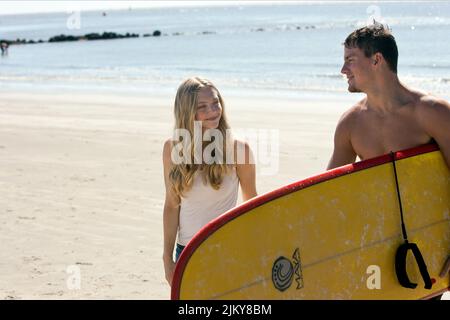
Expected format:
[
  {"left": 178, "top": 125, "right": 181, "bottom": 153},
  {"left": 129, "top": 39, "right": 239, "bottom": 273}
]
[
  {"left": 417, "top": 97, "right": 450, "bottom": 168},
  {"left": 327, "top": 109, "right": 357, "bottom": 170}
]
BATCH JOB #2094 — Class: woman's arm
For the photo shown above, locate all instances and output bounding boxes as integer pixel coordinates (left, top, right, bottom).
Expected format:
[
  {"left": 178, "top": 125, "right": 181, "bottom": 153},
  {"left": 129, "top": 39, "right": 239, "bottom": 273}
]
[
  {"left": 162, "top": 139, "right": 181, "bottom": 286},
  {"left": 235, "top": 141, "right": 257, "bottom": 202}
]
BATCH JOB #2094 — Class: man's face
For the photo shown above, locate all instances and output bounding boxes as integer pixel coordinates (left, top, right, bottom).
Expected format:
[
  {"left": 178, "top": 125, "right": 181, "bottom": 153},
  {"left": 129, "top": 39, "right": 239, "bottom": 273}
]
[{"left": 341, "top": 47, "right": 373, "bottom": 93}]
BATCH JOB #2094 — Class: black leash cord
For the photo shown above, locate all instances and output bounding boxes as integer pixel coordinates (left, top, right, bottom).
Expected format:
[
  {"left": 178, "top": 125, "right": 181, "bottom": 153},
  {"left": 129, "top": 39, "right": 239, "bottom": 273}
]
[{"left": 390, "top": 151, "right": 408, "bottom": 242}]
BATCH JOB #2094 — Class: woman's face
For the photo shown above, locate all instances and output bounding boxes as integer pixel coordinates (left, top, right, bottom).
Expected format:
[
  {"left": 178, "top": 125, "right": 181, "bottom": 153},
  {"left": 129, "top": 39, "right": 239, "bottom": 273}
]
[{"left": 195, "top": 86, "right": 222, "bottom": 130}]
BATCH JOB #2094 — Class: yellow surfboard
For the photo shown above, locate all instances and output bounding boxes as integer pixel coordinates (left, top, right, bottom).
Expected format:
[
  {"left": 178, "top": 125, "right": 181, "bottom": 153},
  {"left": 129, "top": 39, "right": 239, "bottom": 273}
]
[{"left": 172, "top": 143, "right": 450, "bottom": 299}]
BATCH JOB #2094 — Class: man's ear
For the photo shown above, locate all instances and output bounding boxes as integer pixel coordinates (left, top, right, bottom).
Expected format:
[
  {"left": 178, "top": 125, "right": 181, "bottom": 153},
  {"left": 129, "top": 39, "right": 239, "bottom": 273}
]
[{"left": 372, "top": 52, "right": 383, "bottom": 66}]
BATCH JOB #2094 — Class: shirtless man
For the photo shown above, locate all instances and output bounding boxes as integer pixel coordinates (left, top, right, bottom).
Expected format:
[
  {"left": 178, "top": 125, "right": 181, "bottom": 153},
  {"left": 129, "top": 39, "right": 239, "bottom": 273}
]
[{"left": 327, "top": 23, "right": 450, "bottom": 170}]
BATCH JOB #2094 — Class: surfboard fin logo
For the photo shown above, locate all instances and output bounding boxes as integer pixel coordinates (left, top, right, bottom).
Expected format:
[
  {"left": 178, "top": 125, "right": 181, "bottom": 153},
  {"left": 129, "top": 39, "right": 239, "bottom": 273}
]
[
  {"left": 272, "top": 248, "right": 304, "bottom": 292},
  {"left": 292, "top": 248, "right": 304, "bottom": 289}
]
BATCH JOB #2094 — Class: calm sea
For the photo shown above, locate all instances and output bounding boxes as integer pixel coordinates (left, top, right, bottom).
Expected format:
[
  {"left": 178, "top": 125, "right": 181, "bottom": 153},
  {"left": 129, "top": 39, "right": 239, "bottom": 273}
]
[{"left": 1, "top": 2, "right": 449, "bottom": 99}]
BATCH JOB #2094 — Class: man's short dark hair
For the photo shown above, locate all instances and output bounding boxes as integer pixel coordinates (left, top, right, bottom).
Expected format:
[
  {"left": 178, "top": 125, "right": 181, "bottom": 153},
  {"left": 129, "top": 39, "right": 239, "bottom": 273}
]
[{"left": 344, "top": 23, "right": 398, "bottom": 73}]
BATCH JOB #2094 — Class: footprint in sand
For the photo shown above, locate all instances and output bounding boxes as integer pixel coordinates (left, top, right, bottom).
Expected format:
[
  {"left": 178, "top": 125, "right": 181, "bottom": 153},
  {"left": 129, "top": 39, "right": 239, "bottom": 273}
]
[
  {"left": 31, "top": 267, "right": 43, "bottom": 275},
  {"left": 42, "top": 291, "right": 64, "bottom": 296},
  {"left": 23, "top": 256, "right": 41, "bottom": 263}
]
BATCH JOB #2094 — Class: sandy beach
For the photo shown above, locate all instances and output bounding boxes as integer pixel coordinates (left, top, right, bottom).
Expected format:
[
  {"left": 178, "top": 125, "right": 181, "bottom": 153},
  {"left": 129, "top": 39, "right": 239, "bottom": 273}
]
[
  {"left": 2, "top": 1, "right": 450, "bottom": 301},
  {"left": 0, "top": 88, "right": 359, "bottom": 299}
]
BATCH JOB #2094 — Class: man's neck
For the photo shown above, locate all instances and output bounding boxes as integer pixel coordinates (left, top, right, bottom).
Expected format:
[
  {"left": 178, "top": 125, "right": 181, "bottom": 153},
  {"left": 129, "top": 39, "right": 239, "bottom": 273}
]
[{"left": 364, "top": 73, "right": 412, "bottom": 114}]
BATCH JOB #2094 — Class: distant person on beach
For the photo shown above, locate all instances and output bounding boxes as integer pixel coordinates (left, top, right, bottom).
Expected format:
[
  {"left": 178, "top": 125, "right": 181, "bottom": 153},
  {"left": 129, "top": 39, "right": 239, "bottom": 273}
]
[
  {"left": 327, "top": 23, "right": 450, "bottom": 170},
  {"left": 1, "top": 41, "right": 9, "bottom": 56},
  {"left": 162, "top": 77, "right": 257, "bottom": 286}
]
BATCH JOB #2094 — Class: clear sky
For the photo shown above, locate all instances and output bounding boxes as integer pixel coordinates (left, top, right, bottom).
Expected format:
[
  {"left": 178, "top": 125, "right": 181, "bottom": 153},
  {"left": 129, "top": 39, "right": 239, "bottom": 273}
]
[
  {"left": 0, "top": 0, "right": 282, "bottom": 15},
  {"left": 0, "top": 1, "right": 394, "bottom": 16}
]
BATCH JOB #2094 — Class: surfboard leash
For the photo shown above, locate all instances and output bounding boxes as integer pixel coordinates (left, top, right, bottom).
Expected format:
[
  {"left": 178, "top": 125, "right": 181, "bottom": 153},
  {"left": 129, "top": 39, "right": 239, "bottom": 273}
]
[
  {"left": 390, "top": 151, "right": 433, "bottom": 290},
  {"left": 390, "top": 151, "right": 408, "bottom": 242}
]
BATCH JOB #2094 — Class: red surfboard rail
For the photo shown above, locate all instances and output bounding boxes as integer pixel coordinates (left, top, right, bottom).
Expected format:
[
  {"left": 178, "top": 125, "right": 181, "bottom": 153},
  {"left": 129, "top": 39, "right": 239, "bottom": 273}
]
[{"left": 171, "top": 142, "right": 440, "bottom": 300}]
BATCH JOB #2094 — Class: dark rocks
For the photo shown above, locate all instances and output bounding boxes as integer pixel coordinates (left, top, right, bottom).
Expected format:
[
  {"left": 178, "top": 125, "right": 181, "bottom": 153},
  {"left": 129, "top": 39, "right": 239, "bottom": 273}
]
[
  {"left": 0, "top": 38, "right": 34, "bottom": 45},
  {"left": 5, "top": 31, "right": 141, "bottom": 45},
  {"left": 82, "top": 33, "right": 102, "bottom": 41},
  {"left": 143, "top": 30, "right": 166, "bottom": 37},
  {"left": 49, "top": 32, "right": 139, "bottom": 42},
  {"left": 48, "top": 34, "right": 79, "bottom": 42},
  {"left": 1, "top": 23, "right": 320, "bottom": 49}
]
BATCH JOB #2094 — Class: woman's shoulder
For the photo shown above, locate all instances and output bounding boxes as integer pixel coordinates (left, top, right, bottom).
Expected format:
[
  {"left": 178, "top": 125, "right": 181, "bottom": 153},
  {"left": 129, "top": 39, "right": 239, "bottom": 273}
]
[
  {"left": 163, "top": 138, "right": 175, "bottom": 164},
  {"left": 163, "top": 137, "right": 171, "bottom": 151},
  {"left": 232, "top": 139, "right": 253, "bottom": 164},
  {"left": 232, "top": 139, "right": 252, "bottom": 152}
]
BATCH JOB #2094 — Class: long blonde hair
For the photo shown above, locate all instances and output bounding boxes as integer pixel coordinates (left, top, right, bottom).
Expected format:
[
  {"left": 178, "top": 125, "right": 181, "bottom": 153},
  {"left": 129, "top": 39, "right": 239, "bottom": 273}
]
[{"left": 169, "top": 77, "right": 232, "bottom": 198}]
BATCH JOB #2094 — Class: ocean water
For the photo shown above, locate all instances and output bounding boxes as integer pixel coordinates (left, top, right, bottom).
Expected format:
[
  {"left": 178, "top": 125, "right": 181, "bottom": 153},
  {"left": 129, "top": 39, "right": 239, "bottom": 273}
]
[{"left": 1, "top": 2, "right": 450, "bottom": 99}]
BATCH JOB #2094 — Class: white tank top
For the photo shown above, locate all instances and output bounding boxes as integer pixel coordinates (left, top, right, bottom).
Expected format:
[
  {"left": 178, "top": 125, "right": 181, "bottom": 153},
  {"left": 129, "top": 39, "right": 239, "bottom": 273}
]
[{"left": 178, "top": 167, "right": 239, "bottom": 246}]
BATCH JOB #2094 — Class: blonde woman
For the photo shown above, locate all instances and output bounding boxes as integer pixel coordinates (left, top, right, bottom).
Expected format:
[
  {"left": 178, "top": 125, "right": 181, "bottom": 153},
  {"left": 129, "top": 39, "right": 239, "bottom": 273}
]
[{"left": 162, "top": 77, "right": 257, "bottom": 286}]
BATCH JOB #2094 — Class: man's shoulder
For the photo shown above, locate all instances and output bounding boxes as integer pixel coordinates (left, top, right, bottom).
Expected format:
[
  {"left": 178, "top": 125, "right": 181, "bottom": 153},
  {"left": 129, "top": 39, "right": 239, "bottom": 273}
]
[
  {"left": 416, "top": 93, "right": 450, "bottom": 115},
  {"left": 417, "top": 93, "right": 450, "bottom": 108},
  {"left": 339, "top": 98, "right": 367, "bottom": 122},
  {"left": 414, "top": 93, "right": 450, "bottom": 125},
  {"left": 334, "top": 99, "right": 366, "bottom": 135}
]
